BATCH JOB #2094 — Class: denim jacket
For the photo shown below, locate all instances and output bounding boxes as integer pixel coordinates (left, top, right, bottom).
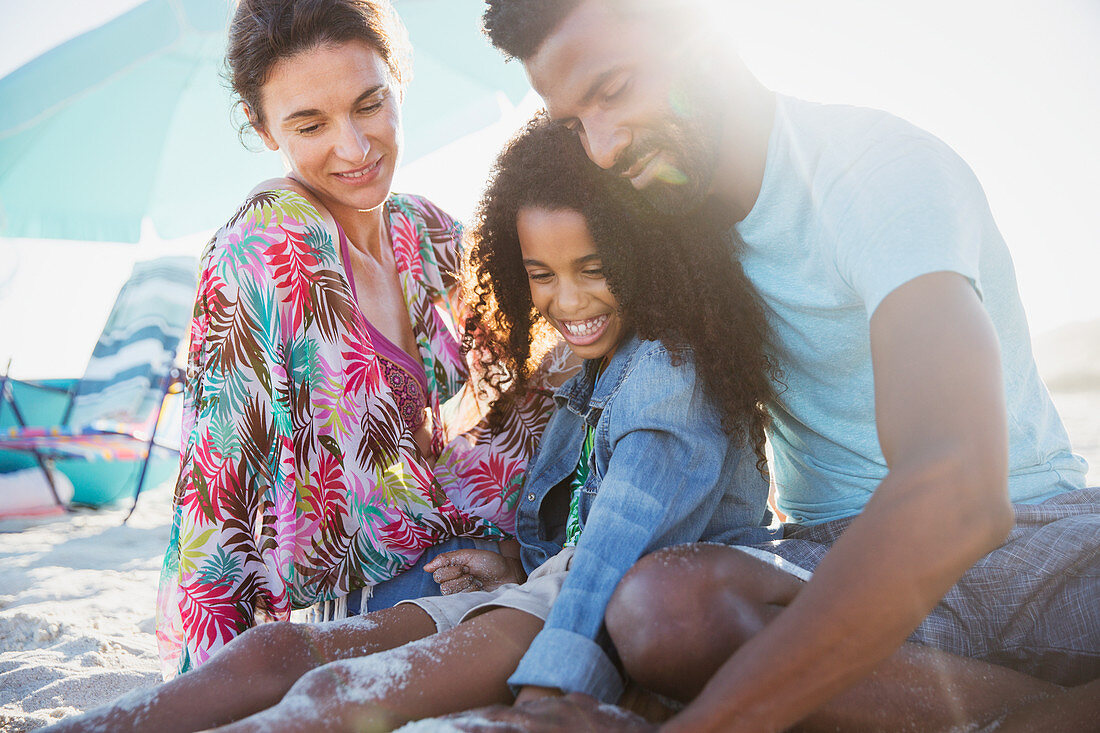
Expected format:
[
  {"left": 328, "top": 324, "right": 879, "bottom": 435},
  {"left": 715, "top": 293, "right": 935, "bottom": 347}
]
[{"left": 508, "top": 333, "right": 776, "bottom": 701}]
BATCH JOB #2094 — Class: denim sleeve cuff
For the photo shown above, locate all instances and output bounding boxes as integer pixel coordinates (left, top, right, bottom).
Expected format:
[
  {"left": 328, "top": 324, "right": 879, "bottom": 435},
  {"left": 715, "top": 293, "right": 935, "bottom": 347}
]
[{"left": 507, "top": 628, "right": 624, "bottom": 703}]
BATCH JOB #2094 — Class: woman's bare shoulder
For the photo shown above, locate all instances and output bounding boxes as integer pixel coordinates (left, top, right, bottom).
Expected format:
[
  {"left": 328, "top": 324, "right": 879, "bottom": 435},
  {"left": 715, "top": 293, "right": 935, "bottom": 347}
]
[
  {"left": 247, "top": 176, "right": 308, "bottom": 199},
  {"left": 243, "top": 177, "right": 340, "bottom": 234},
  {"left": 246, "top": 177, "right": 323, "bottom": 212}
]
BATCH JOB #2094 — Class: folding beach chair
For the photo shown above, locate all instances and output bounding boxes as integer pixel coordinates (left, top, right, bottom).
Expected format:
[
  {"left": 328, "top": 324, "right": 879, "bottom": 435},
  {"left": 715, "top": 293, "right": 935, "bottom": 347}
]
[{"left": 0, "top": 255, "right": 198, "bottom": 520}]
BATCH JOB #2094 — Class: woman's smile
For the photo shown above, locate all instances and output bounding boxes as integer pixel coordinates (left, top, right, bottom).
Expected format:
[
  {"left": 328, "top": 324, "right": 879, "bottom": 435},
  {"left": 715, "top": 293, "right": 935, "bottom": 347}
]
[{"left": 333, "top": 158, "right": 383, "bottom": 183}]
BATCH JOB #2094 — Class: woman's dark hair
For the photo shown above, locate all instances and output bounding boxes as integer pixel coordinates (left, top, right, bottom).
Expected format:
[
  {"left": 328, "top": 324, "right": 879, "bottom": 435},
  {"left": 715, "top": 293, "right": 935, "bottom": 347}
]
[
  {"left": 464, "top": 114, "right": 778, "bottom": 473},
  {"left": 227, "top": 0, "right": 411, "bottom": 133}
]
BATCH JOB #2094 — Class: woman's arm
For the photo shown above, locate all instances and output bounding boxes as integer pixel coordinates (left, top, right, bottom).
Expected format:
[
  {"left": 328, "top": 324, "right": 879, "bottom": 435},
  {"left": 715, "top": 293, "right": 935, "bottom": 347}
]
[
  {"left": 157, "top": 199, "right": 291, "bottom": 676},
  {"left": 396, "top": 192, "right": 560, "bottom": 536}
]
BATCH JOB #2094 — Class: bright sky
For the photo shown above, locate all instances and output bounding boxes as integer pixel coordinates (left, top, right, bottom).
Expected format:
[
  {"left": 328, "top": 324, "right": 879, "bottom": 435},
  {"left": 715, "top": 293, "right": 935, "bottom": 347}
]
[{"left": 1, "top": 0, "right": 1097, "bottom": 378}]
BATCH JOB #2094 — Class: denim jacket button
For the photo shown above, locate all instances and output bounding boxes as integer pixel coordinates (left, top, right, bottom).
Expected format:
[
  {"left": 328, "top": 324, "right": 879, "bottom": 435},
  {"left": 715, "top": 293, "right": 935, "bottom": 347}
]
[{"left": 527, "top": 492, "right": 536, "bottom": 502}]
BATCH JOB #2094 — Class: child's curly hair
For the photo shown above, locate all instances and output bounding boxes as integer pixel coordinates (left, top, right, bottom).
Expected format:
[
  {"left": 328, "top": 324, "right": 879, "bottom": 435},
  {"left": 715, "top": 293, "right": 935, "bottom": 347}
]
[{"left": 463, "top": 114, "right": 778, "bottom": 472}]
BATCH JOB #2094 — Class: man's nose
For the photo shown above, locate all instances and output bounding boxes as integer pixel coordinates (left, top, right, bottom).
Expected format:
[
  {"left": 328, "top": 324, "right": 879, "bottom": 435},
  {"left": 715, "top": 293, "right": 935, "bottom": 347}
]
[{"left": 582, "top": 120, "right": 630, "bottom": 171}]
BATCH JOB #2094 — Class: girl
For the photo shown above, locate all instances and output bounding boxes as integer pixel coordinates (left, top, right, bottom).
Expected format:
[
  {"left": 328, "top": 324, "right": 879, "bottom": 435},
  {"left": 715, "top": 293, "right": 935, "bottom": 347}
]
[{"left": 49, "top": 116, "right": 779, "bottom": 733}]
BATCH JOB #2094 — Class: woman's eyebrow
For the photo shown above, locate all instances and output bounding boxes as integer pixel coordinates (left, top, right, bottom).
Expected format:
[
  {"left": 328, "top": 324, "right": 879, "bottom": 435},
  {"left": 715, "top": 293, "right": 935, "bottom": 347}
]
[
  {"left": 281, "top": 84, "right": 387, "bottom": 124},
  {"left": 282, "top": 107, "right": 323, "bottom": 124},
  {"left": 352, "top": 84, "right": 388, "bottom": 105}
]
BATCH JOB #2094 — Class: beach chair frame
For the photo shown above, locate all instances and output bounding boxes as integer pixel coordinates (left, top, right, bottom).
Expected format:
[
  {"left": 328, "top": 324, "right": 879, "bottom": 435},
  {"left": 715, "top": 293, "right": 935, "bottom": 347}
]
[
  {"left": 0, "top": 256, "right": 196, "bottom": 520},
  {"left": 0, "top": 364, "right": 71, "bottom": 510},
  {"left": 0, "top": 363, "right": 184, "bottom": 518}
]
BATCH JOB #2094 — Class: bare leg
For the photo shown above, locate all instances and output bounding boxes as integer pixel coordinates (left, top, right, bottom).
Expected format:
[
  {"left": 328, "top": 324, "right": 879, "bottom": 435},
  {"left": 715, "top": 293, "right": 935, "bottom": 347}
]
[
  {"left": 42, "top": 604, "right": 437, "bottom": 733},
  {"left": 993, "top": 677, "right": 1100, "bottom": 733},
  {"left": 211, "top": 606, "right": 545, "bottom": 733},
  {"left": 607, "top": 544, "right": 1064, "bottom": 732}
]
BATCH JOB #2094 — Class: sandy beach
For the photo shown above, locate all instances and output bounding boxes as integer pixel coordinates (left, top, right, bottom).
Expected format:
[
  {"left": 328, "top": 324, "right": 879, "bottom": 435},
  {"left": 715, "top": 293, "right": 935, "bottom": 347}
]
[
  {"left": 0, "top": 484, "right": 172, "bottom": 731},
  {"left": 2, "top": 340, "right": 1098, "bottom": 731}
]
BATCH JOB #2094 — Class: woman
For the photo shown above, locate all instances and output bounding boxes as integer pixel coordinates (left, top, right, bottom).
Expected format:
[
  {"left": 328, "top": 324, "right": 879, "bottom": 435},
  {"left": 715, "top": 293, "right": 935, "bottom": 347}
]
[{"left": 156, "top": 0, "right": 554, "bottom": 679}]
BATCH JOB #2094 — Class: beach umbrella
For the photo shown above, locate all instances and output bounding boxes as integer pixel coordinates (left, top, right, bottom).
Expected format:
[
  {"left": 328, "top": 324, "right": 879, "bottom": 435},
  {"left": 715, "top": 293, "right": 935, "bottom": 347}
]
[
  {"left": 397, "top": 0, "right": 531, "bottom": 161},
  {"left": 0, "top": 0, "right": 529, "bottom": 243},
  {"left": 0, "top": 0, "right": 270, "bottom": 243}
]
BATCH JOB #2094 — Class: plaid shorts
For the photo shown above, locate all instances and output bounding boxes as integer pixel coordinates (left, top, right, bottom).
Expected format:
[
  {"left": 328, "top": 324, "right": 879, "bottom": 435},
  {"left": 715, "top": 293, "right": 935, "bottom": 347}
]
[{"left": 765, "top": 487, "right": 1100, "bottom": 686}]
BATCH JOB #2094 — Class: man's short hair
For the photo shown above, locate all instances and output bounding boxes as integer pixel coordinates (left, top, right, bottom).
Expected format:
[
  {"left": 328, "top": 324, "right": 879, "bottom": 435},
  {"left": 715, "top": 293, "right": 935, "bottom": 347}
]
[
  {"left": 483, "top": 0, "right": 708, "bottom": 61},
  {"left": 482, "top": 0, "right": 584, "bottom": 60}
]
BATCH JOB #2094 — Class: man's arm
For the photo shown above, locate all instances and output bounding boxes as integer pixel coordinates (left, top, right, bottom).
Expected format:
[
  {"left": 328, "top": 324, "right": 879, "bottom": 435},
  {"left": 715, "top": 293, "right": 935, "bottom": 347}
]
[{"left": 664, "top": 271, "right": 1014, "bottom": 732}]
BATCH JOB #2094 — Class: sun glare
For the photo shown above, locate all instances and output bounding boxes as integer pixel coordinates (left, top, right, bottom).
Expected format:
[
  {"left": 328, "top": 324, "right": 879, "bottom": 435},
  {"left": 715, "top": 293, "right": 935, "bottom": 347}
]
[
  {"left": 704, "top": 0, "right": 1100, "bottom": 337},
  {"left": 2, "top": 0, "right": 1097, "bottom": 379}
]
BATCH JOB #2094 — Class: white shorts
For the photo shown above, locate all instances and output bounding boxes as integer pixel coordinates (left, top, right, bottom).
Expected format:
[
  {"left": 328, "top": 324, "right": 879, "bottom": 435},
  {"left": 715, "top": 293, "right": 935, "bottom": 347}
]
[{"left": 398, "top": 547, "right": 575, "bottom": 631}]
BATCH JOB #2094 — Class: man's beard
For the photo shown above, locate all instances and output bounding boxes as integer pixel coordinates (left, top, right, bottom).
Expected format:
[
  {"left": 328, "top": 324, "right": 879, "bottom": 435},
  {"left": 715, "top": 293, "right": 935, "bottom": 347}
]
[{"left": 612, "top": 83, "right": 724, "bottom": 216}]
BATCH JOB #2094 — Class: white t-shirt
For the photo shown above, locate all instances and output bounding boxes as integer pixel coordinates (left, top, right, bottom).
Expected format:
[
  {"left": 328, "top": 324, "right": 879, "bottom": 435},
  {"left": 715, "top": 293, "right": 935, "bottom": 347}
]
[{"left": 736, "top": 95, "right": 1087, "bottom": 525}]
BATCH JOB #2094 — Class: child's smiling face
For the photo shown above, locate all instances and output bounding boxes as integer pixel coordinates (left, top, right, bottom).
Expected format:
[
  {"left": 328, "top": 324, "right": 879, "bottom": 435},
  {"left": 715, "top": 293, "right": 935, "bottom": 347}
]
[{"left": 517, "top": 206, "right": 626, "bottom": 361}]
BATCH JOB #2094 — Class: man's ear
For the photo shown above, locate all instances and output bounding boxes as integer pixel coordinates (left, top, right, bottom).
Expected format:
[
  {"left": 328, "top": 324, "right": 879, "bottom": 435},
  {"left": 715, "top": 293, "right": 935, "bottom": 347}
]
[{"left": 245, "top": 103, "right": 279, "bottom": 151}]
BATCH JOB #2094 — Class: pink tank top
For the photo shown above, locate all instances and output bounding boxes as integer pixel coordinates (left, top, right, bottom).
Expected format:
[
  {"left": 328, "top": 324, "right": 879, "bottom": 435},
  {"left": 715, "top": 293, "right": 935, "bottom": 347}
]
[{"left": 337, "top": 220, "right": 430, "bottom": 432}]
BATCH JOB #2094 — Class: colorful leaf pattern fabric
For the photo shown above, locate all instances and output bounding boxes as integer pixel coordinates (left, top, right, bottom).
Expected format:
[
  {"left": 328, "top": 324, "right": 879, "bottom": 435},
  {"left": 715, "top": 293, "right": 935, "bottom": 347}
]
[{"left": 156, "top": 190, "right": 552, "bottom": 678}]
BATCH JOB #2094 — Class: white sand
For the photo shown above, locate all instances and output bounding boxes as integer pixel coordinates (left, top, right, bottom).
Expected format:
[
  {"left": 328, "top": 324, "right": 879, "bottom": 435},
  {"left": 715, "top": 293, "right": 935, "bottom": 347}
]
[
  {"left": 1, "top": 360, "right": 1097, "bottom": 731},
  {"left": 0, "top": 482, "right": 172, "bottom": 732}
]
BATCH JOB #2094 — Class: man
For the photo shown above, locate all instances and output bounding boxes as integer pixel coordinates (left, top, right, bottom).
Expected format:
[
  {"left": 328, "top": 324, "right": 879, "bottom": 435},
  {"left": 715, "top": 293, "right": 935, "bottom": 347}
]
[{"left": 454, "top": 0, "right": 1099, "bottom": 730}]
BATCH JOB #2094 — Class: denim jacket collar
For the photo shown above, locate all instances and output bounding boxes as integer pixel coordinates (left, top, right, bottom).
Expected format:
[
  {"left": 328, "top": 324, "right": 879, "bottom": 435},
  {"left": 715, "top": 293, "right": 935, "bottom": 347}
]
[{"left": 554, "top": 331, "right": 644, "bottom": 420}]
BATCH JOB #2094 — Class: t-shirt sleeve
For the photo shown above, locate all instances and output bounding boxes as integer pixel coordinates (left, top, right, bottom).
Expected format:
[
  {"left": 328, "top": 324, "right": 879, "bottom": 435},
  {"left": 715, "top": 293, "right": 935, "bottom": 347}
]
[{"left": 828, "top": 136, "right": 989, "bottom": 319}]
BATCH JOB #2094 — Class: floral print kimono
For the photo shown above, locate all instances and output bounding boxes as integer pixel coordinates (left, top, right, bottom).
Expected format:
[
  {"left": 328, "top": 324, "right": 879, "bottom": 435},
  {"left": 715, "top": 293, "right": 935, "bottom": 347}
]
[{"left": 156, "top": 190, "right": 552, "bottom": 678}]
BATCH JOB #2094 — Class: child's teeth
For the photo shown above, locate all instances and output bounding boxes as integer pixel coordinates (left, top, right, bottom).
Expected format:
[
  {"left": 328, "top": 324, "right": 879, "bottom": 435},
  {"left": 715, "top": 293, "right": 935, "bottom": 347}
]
[{"left": 564, "top": 316, "right": 605, "bottom": 336}]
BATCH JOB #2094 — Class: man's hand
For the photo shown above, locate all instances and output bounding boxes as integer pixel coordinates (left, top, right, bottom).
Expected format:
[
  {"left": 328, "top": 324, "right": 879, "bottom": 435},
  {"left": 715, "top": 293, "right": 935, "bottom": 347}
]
[
  {"left": 423, "top": 549, "right": 525, "bottom": 594},
  {"left": 425, "top": 693, "right": 656, "bottom": 732}
]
